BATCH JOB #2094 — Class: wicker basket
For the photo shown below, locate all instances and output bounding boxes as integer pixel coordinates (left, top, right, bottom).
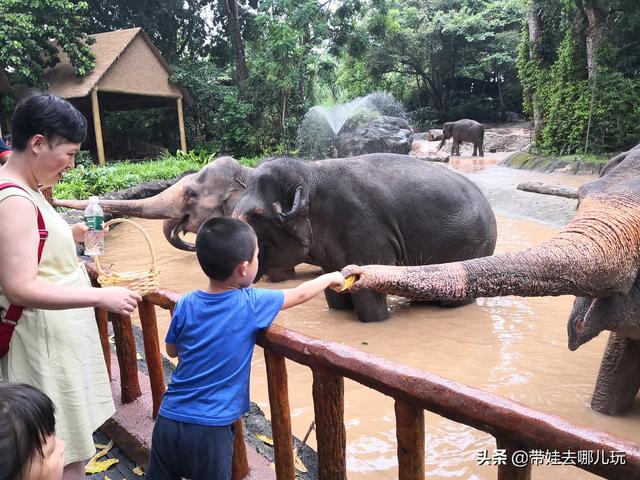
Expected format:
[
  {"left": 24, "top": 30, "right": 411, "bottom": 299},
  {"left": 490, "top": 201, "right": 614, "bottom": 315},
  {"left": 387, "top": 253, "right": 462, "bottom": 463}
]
[{"left": 95, "top": 218, "right": 160, "bottom": 297}]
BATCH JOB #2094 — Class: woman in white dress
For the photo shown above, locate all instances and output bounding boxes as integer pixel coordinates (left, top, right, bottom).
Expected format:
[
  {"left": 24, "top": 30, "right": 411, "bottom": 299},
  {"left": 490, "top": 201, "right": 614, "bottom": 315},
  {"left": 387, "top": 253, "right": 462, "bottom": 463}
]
[{"left": 0, "top": 93, "right": 142, "bottom": 480}]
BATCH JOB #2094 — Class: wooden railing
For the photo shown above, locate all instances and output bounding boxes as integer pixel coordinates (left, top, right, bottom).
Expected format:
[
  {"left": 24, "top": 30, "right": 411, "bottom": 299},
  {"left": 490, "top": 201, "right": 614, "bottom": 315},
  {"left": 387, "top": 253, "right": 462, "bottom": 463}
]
[{"left": 94, "top": 280, "right": 640, "bottom": 480}]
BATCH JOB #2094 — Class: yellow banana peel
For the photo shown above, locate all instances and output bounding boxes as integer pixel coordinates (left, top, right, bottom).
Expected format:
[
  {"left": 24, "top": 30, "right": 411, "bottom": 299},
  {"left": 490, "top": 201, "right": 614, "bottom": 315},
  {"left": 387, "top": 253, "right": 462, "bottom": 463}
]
[
  {"left": 334, "top": 275, "right": 356, "bottom": 292},
  {"left": 293, "top": 447, "right": 308, "bottom": 473},
  {"left": 85, "top": 458, "right": 119, "bottom": 474},
  {"left": 256, "top": 434, "right": 274, "bottom": 445}
]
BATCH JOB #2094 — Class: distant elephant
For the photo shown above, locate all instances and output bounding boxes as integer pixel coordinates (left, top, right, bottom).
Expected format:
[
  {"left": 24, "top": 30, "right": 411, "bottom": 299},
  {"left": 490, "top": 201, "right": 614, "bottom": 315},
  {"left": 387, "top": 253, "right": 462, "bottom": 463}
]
[
  {"left": 436, "top": 119, "right": 484, "bottom": 157},
  {"left": 232, "top": 153, "right": 497, "bottom": 323},
  {"left": 341, "top": 144, "right": 640, "bottom": 415}
]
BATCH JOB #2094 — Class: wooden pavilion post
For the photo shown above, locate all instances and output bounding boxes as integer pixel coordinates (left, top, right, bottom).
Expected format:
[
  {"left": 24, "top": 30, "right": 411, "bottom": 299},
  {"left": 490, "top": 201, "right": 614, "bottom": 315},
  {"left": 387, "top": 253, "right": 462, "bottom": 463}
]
[
  {"left": 177, "top": 97, "right": 187, "bottom": 152},
  {"left": 91, "top": 89, "right": 106, "bottom": 165}
]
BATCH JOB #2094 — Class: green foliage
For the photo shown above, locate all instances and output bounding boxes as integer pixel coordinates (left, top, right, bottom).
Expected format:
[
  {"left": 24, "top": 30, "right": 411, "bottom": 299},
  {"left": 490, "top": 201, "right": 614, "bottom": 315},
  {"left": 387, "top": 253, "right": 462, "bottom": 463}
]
[
  {"left": 85, "top": 0, "right": 211, "bottom": 62},
  {"left": 0, "top": 0, "right": 95, "bottom": 86},
  {"left": 537, "top": 71, "right": 640, "bottom": 154},
  {"left": 339, "top": 0, "right": 526, "bottom": 121},
  {"left": 74, "top": 150, "right": 95, "bottom": 168},
  {"left": 518, "top": 1, "right": 640, "bottom": 154},
  {"left": 53, "top": 151, "right": 211, "bottom": 199}
]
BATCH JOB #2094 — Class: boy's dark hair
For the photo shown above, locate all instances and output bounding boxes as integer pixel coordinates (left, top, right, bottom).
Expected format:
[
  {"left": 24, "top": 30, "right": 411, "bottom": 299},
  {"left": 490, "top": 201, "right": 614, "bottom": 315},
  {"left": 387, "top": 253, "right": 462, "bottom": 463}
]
[
  {"left": 196, "top": 218, "right": 257, "bottom": 281},
  {"left": 11, "top": 92, "right": 87, "bottom": 151},
  {"left": 0, "top": 383, "right": 56, "bottom": 480}
]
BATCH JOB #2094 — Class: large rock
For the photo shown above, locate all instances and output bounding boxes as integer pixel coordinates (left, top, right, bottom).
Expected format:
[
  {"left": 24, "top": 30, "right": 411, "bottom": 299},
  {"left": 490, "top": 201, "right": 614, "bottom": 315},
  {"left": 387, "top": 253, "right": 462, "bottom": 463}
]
[{"left": 334, "top": 115, "right": 413, "bottom": 157}]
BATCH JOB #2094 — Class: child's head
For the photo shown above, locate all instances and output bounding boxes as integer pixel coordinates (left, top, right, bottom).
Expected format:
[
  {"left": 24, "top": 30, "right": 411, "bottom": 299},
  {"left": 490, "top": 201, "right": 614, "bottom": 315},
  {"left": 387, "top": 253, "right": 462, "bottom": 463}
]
[
  {"left": 0, "top": 383, "right": 64, "bottom": 480},
  {"left": 196, "top": 217, "right": 259, "bottom": 286},
  {"left": 11, "top": 92, "right": 87, "bottom": 152}
]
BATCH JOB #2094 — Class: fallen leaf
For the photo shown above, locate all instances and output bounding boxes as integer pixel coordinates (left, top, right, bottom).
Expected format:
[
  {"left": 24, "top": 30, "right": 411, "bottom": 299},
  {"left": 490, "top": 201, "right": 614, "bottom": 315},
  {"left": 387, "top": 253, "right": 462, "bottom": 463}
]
[
  {"left": 85, "top": 458, "right": 119, "bottom": 474},
  {"left": 108, "top": 335, "right": 115, "bottom": 344},
  {"left": 104, "top": 476, "right": 112, "bottom": 480},
  {"left": 269, "top": 462, "right": 276, "bottom": 470},
  {"left": 136, "top": 352, "right": 143, "bottom": 361},
  {"left": 132, "top": 465, "right": 145, "bottom": 475},
  {"left": 94, "top": 443, "right": 109, "bottom": 450},
  {"left": 293, "top": 448, "right": 307, "bottom": 473},
  {"left": 256, "top": 434, "right": 274, "bottom": 445}
]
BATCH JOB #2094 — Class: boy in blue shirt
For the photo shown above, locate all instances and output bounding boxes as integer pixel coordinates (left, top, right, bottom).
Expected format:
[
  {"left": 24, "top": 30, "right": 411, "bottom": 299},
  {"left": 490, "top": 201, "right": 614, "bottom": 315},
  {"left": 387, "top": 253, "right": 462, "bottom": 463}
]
[{"left": 146, "top": 217, "right": 344, "bottom": 480}]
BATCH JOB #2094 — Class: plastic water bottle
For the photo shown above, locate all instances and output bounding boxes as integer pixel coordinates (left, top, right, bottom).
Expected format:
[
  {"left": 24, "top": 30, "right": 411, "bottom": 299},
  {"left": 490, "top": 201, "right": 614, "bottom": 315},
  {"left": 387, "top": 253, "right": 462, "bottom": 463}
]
[{"left": 84, "top": 196, "right": 104, "bottom": 256}]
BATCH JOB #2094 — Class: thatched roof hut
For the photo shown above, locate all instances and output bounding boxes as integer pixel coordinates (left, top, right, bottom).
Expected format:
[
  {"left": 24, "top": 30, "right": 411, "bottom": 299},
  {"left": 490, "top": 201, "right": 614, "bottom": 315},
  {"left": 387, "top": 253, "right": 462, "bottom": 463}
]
[{"left": 45, "top": 27, "right": 190, "bottom": 164}]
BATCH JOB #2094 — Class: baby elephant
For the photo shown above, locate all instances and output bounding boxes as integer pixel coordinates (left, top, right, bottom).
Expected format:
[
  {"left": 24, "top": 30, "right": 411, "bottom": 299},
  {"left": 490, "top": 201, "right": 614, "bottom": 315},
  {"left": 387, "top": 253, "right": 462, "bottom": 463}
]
[{"left": 437, "top": 119, "right": 484, "bottom": 157}]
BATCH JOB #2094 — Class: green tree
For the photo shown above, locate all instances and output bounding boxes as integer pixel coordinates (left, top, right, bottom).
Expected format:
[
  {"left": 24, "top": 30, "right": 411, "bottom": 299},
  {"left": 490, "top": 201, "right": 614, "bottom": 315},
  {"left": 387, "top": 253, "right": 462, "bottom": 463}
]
[
  {"left": 518, "top": 0, "right": 640, "bottom": 153},
  {"left": 339, "top": 0, "right": 525, "bottom": 123},
  {"left": 86, "top": 0, "right": 212, "bottom": 62},
  {"left": 0, "top": 0, "right": 95, "bottom": 86}
]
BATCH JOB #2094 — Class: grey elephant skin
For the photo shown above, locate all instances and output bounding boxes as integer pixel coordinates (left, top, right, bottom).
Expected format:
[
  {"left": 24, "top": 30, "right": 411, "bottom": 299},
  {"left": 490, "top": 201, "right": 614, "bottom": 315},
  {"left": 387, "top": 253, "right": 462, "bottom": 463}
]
[
  {"left": 437, "top": 119, "right": 485, "bottom": 157},
  {"left": 232, "top": 153, "right": 497, "bottom": 323},
  {"left": 342, "top": 144, "right": 640, "bottom": 415}
]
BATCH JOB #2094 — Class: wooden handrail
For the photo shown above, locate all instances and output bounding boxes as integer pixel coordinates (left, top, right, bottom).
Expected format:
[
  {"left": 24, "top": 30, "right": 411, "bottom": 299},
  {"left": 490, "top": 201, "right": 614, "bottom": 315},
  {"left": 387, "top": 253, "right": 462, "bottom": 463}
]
[{"left": 96, "top": 282, "right": 640, "bottom": 479}]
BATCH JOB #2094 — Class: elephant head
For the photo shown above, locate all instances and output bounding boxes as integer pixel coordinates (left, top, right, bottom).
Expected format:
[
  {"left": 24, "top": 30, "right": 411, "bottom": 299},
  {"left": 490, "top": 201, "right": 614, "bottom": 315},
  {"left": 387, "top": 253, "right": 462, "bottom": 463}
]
[
  {"left": 436, "top": 122, "right": 453, "bottom": 151},
  {"left": 232, "top": 158, "right": 313, "bottom": 280},
  {"left": 54, "top": 156, "right": 252, "bottom": 251}
]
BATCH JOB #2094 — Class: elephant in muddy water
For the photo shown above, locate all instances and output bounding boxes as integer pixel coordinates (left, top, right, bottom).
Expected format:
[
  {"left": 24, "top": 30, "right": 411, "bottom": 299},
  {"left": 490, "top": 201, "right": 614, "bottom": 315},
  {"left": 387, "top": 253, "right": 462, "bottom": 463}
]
[
  {"left": 54, "top": 157, "right": 297, "bottom": 283},
  {"left": 437, "top": 119, "right": 484, "bottom": 157},
  {"left": 341, "top": 144, "right": 640, "bottom": 415},
  {"left": 232, "top": 153, "right": 497, "bottom": 323}
]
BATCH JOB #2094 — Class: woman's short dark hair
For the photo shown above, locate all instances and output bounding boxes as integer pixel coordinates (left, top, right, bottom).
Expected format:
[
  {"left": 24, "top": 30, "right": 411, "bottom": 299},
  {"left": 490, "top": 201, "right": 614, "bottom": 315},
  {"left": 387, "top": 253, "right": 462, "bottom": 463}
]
[
  {"left": 11, "top": 92, "right": 87, "bottom": 151},
  {"left": 196, "top": 218, "right": 257, "bottom": 281},
  {"left": 0, "top": 383, "right": 56, "bottom": 480}
]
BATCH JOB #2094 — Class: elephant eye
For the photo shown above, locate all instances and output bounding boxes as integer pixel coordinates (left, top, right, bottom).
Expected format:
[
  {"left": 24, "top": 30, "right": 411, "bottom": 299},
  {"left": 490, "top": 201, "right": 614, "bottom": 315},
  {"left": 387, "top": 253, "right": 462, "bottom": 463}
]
[{"left": 186, "top": 187, "right": 198, "bottom": 199}]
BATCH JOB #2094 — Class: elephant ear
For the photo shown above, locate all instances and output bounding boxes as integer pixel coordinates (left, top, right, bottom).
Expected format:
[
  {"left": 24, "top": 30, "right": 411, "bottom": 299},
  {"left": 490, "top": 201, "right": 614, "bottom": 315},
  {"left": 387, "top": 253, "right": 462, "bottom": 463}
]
[{"left": 271, "top": 186, "right": 313, "bottom": 248}]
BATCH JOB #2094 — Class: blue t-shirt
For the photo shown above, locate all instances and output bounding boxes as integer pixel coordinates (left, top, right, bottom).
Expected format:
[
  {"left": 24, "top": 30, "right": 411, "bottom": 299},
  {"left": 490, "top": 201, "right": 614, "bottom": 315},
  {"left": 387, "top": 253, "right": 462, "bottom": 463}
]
[{"left": 159, "top": 288, "right": 284, "bottom": 426}]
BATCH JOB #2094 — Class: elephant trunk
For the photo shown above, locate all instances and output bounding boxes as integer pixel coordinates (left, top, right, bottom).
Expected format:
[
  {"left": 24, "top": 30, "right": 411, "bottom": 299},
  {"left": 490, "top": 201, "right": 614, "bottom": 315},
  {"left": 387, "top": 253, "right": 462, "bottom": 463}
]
[
  {"left": 53, "top": 178, "right": 189, "bottom": 219},
  {"left": 345, "top": 196, "right": 640, "bottom": 301},
  {"left": 436, "top": 137, "right": 446, "bottom": 152}
]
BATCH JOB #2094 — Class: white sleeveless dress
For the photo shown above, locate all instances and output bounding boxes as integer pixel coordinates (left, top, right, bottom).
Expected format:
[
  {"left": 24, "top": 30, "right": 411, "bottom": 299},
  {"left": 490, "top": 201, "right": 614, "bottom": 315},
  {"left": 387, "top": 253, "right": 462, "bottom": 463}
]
[{"left": 0, "top": 180, "right": 115, "bottom": 464}]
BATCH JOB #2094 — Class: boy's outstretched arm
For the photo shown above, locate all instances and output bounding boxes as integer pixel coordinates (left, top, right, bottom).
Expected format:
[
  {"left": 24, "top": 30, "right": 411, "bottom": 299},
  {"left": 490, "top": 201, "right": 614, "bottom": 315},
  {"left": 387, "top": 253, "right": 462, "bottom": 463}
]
[{"left": 282, "top": 272, "right": 344, "bottom": 310}]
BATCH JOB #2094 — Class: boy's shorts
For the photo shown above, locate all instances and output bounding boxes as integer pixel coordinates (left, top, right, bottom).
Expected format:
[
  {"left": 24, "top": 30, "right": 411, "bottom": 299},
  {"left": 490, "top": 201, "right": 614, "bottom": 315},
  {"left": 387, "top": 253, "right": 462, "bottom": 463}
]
[{"left": 146, "top": 415, "right": 235, "bottom": 480}]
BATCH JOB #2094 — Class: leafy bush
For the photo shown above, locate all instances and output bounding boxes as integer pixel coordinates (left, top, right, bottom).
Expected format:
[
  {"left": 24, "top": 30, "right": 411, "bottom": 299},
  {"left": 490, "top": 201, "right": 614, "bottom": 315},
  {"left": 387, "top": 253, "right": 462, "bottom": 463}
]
[
  {"left": 53, "top": 151, "right": 214, "bottom": 199},
  {"left": 74, "top": 150, "right": 94, "bottom": 168},
  {"left": 409, "top": 106, "right": 440, "bottom": 130},
  {"left": 442, "top": 95, "right": 504, "bottom": 123}
]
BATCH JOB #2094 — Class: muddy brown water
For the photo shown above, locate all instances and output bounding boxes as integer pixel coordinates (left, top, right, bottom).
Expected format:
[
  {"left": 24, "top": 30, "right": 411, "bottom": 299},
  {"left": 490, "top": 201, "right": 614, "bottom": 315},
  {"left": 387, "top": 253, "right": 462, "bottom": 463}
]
[{"left": 102, "top": 163, "right": 640, "bottom": 479}]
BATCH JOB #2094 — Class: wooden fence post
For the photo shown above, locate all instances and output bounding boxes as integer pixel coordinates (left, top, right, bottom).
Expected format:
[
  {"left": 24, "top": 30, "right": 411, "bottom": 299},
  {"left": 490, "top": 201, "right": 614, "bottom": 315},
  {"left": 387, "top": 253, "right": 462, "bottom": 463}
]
[
  {"left": 395, "top": 399, "right": 425, "bottom": 480},
  {"left": 111, "top": 313, "right": 141, "bottom": 403},
  {"left": 138, "top": 299, "right": 165, "bottom": 418},
  {"left": 232, "top": 419, "right": 249, "bottom": 480},
  {"left": 496, "top": 437, "right": 532, "bottom": 480},
  {"left": 265, "top": 350, "right": 295, "bottom": 480},
  {"left": 312, "top": 367, "right": 346, "bottom": 480},
  {"left": 94, "top": 308, "right": 111, "bottom": 380}
]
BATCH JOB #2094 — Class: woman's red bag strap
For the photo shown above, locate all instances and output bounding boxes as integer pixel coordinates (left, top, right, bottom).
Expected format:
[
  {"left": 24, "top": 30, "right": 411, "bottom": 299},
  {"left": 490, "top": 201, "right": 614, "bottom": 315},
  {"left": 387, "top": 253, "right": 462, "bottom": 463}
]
[{"left": 0, "top": 182, "right": 48, "bottom": 323}]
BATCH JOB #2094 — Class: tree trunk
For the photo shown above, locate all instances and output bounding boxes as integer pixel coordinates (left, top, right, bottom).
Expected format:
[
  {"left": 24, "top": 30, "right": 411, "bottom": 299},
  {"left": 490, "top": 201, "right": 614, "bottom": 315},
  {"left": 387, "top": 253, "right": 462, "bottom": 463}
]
[
  {"left": 584, "top": 6, "right": 606, "bottom": 78},
  {"left": 527, "top": 0, "right": 543, "bottom": 134},
  {"left": 222, "top": 0, "right": 249, "bottom": 85}
]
